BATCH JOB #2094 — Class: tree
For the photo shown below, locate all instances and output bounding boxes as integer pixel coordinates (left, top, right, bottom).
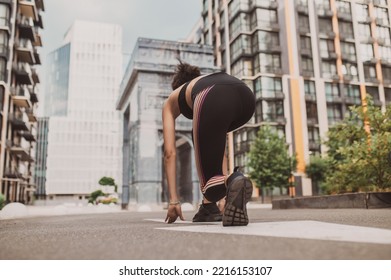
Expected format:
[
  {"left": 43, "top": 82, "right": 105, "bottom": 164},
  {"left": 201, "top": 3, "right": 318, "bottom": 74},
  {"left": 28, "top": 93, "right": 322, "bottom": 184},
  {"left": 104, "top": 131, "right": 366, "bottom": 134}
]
[
  {"left": 305, "top": 155, "right": 329, "bottom": 195},
  {"left": 98, "top": 176, "right": 118, "bottom": 193},
  {"left": 323, "top": 98, "right": 391, "bottom": 192},
  {"left": 247, "top": 126, "right": 297, "bottom": 200}
]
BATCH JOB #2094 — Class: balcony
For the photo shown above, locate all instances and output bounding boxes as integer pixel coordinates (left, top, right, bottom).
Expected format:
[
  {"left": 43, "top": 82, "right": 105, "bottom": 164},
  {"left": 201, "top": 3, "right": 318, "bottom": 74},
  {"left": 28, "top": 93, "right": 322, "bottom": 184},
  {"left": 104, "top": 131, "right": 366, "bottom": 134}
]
[
  {"left": 30, "top": 90, "right": 38, "bottom": 103},
  {"left": 10, "top": 87, "right": 32, "bottom": 108},
  {"left": 18, "top": 0, "right": 38, "bottom": 21},
  {"left": 25, "top": 108, "right": 37, "bottom": 122},
  {"left": 250, "top": 0, "right": 278, "bottom": 10},
  {"left": 4, "top": 167, "right": 23, "bottom": 179},
  {"left": 19, "top": 127, "right": 36, "bottom": 141},
  {"left": 8, "top": 112, "right": 30, "bottom": 131},
  {"left": 15, "top": 39, "right": 35, "bottom": 64},
  {"left": 17, "top": 17, "right": 36, "bottom": 42},
  {"left": 12, "top": 63, "right": 33, "bottom": 85},
  {"left": 34, "top": 13, "right": 43, "bottom": 29},
  {"left": 9, "top": 144, "right": 33, "bottom": 162},
  {"left": 31, "top": 68, "right": 40, "bottom": 83},
  {"left": 35, "top": 0, "right": 44, "bottom": 11},
  {"left": 33, "top": 50, "right": 41, "bottom": 64},
  {"left": 33, "top": 32, "right": 42, "bottom": 47}
]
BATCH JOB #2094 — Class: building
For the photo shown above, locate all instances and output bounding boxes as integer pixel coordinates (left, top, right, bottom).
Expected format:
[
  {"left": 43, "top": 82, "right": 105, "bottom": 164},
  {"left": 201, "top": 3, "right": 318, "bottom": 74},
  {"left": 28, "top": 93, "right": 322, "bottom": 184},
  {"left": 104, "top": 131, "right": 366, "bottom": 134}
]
[
  {"left": 43, "top": 20, "right": 123, "bottom": 201},
  {"left": 0, "top": 0, "right": 45, "bottom": 204},
  {"left": 117, "top": 38, "right": 217, "bottom": 206},
  {"left": 34, "top": 116, "right": 48, "bottom": 198},
  {"left": 190, "top": 0, "right": 391, "bottom": 196}
]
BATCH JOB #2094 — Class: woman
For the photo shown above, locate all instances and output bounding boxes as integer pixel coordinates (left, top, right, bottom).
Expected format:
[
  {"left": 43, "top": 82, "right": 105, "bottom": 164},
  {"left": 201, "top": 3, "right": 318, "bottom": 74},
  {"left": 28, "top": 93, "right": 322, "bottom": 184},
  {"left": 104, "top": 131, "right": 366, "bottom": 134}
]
[{"left": 162, "top": 62, "right": 255, "bottom": 226}]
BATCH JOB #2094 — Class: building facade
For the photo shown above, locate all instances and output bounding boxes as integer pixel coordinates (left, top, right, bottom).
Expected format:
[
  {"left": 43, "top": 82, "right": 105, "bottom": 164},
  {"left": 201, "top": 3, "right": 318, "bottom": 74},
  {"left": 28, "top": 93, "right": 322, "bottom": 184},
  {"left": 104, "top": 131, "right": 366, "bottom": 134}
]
[
  {"left": 43, "top": 20, "right": 123, "bottom": 201},
  {"left": 191, "top": 0, "right": 391, "bottom": 196},
  {"left": 117, "top": 38, "right": 218, "bottom": 205},
  {"left": 0, "top": 0, "right": 44, "bottom": 203}
]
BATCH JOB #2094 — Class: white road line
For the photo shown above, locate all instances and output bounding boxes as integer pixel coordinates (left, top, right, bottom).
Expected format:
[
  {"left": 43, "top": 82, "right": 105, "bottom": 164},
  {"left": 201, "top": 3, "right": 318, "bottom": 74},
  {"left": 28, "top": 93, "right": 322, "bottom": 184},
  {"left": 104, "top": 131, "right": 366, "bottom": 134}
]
[{"left": 154, "top": 220, "right": 391, "bottom": 245}]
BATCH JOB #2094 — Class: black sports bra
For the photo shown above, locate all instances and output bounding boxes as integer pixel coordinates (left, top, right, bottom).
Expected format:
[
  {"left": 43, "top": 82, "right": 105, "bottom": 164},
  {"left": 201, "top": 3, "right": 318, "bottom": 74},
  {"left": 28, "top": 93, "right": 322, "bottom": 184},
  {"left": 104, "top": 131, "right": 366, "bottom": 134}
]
[{"left": 178, "top": 82, "right": 193, "bottom": 120}]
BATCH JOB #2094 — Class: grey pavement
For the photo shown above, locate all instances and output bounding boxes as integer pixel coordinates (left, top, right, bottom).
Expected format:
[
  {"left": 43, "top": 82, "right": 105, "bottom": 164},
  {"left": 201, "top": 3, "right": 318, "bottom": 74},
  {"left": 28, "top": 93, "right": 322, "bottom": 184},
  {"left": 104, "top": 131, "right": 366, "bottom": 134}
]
[{"left": 0, "top": 206, "right": 390, "bottom": 260}]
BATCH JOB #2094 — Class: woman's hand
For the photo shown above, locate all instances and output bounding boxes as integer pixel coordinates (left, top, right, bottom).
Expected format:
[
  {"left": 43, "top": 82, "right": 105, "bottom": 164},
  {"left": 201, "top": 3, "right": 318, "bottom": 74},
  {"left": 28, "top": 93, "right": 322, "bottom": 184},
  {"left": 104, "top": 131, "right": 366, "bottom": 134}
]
[{"left": 165, "top": 203, "right": 185, "bottom": 223}]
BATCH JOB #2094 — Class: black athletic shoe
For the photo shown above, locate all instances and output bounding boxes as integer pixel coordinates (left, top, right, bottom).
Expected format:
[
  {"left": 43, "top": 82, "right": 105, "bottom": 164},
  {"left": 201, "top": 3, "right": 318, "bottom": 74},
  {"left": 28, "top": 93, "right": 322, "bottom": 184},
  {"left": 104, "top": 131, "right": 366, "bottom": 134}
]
[
  {"left": 192, "top": 202, "right": 223, "bottom": 222},
  {"left": 223, "top": 167, "right": 253, "bottom": 226}
]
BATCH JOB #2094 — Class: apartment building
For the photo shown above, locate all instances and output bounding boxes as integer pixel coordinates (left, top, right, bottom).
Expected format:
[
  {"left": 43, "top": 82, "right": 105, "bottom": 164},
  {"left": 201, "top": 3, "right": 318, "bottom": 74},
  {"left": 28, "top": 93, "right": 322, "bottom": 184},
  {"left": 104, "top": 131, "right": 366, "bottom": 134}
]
[
  {"left": 0, "top": 0, "right": 44, "bottom": 203},
  {"left": 191, "top": 0, "right": 391, "bottom": 195}
]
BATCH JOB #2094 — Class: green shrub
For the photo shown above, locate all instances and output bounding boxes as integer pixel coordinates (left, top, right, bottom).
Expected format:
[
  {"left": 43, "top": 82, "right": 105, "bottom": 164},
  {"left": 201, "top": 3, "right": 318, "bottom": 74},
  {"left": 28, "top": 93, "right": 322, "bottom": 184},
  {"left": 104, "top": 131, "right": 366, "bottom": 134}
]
[{"left": 0, "top": 193, "right": 5, "bottom": 210}]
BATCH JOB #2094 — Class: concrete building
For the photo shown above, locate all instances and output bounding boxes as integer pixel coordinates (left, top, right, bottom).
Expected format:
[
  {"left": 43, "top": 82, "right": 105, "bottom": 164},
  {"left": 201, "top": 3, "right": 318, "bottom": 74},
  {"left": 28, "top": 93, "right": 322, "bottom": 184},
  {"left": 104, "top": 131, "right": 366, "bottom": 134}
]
[
  {"left": 43, "top": 20, "right": 123, "bottom": 201},
  {"left": 117, "top": 38, "right": 217, "bottom": 205},
  {"left": 0, "top": 0, "right": 44, "bottom": 204},
  {"left": 189, "top": 0, "right": 391, "bottom": 196}
]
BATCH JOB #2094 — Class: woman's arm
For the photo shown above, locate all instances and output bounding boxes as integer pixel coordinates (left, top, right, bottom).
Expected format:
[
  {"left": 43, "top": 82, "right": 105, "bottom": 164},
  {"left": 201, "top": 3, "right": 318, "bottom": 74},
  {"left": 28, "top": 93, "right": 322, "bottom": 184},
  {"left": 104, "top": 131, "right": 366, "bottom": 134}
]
[
  {"left": 162, "top": 94, "right": 184, "bottom": 223},
  {"left": 162, "top": 98, "right": 179, "bottom": 203}
]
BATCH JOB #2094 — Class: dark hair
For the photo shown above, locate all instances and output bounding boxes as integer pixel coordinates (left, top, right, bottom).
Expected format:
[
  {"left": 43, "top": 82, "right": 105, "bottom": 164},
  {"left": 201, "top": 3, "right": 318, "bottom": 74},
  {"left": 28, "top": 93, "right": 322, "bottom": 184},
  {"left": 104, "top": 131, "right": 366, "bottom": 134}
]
[{"left": 171, "top": 62, "right": 201, "bottom": 90}]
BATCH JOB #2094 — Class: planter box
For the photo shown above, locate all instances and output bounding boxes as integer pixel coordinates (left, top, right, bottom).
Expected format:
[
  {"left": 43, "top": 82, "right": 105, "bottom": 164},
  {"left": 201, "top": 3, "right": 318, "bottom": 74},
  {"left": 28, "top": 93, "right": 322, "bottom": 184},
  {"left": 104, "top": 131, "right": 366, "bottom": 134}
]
[{"left": 272, "top": 192, "right": 391, "bottom": 209}]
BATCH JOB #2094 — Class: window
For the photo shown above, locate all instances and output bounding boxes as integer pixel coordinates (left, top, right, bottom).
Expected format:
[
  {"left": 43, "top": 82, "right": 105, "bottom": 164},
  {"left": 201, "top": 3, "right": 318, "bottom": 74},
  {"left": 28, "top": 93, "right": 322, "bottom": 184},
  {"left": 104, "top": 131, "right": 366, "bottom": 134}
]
[
  {"left": 252, "top": 30, "right": 279, "bottom": 52},
  {"left": 340, "top": 41, "right": 356, "bottom": 61},
  {"left": 336, "top": 0, "right": 351, "bottom": 15},
  {"left": 318, "top": 18, "right": 333, "bottom": 34},
  {"left": 231, "top": 59, "right": 253, "bottom": 77},
  {"left": 327, "top": 104, "right": 343, "bottom": 125},
  {"left": 308, "top": 127, "right": 320, "bottom": 145},
  {"left": 357, "top": 23, "right": 372, "bottom": 40},
  {"left": 325, "top": 82, "right": 340, "bottom": 100},
  {"left": 229, "top": 13, "right": 250, "bottom": 39},
  {"left": 254, "top": 76, "right": 282, "bottom": 99},
  {"left": 230, "top": 34, "right": 251, "bottom": 61},
  {"left": 300, "top": 36, "right": 312, "bottom": 51},
  {"left": 341, "top": 62, "right": 358, "bottom": 80},
  {"left": 343, "top": 84, "right": 361, "bottom": 105},
  {"left": 301, "top": 56, "right": 314, "bottom": 75},
  {"left": 355, "top": 4, "right": 369, "bottom": 22},
  {"left": 383, "top": 66, "right": 391, "bottom": 83},
  {"left": 322, "top": 61, "right": 337, "bottom": 78},
  {"left": 0, "top": 58, "right": 5, "bottom": 82},
  {"left": 306, "top": 102, "right": 318, "bottom": 123},
  {"left": 304, "top": 80, "right": 316, "bottom": 99},
  {"left": 262, "top": 100, "right": 284, "bottom": 122},
  {"left": 339, "top": 21, "right": 354, "bottom": 39},
  {"left": 379, "top": 46, "right": 391, "bottom": 63},
  {"left": 364, "top": 65, "right": 377, "bottom": 80},
  {"left": 298, "top": 15, "right": 310, "bottom": 33},
  {"left": 319, "top": 39, "right": 335, "bottom": 58},
  {"left": 366, "top": 86, "right": 380, "bottom": 102},
  {"left": 250, "top": 8, "right": 277, "bottom": 29},
  {"left": 384, "top": 87, "right": 391, "bottom": 104},
  {"left": 254, "top": 53, "right": 281, "bottom": 73},
  {"left": 315, "top": 0, "right": 330, "bottom": 10},
  {"left": 377, "top": 26, "right": 391, "bottom": 45},
  {"left": 0, "top": 4, "right": 10, "bottom": 26},
  {"left": 0, "top": 30, "right": 7, "bottom": 54},
  {"left": 360, "top": 44, "right": 374, "bottom": 62},
  {"left": 375, "top": 7, "right": 389, "bottom": 25}
]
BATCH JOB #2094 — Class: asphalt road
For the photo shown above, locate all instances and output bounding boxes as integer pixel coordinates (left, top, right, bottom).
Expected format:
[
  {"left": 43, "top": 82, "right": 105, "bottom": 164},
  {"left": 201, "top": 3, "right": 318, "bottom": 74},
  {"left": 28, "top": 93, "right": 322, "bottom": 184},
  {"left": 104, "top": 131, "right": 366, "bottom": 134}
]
[{"left": 1, "top": 207, "right": 390, "bottom": 260}]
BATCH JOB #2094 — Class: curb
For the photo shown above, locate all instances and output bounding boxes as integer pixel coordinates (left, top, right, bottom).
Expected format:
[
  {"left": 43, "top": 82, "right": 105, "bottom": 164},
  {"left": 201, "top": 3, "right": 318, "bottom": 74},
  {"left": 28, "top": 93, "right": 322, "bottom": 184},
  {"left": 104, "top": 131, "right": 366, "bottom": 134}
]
[{"left": 272, "top": 192, "right": 391, "bottom": 209}]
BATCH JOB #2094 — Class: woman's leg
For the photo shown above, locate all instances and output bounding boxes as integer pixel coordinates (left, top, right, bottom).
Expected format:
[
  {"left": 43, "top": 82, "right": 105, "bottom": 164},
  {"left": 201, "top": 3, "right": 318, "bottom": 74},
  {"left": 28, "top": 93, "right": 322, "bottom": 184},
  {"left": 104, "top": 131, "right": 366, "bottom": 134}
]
[{"left": 192, "top": 85, "right": 238, "bottom": 202}]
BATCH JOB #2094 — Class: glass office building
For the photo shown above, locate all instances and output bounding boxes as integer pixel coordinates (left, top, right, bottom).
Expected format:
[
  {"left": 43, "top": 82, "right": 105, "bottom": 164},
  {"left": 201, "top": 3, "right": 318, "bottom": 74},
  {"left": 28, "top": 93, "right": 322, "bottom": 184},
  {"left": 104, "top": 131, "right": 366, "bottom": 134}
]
[{"left": 43, "top": 20, "right": 123, "bottom": 200}]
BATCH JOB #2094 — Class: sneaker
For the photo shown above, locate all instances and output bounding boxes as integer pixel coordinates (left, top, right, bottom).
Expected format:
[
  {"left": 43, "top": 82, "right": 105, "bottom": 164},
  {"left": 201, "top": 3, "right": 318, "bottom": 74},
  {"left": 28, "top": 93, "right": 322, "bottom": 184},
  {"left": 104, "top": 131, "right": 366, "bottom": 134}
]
[
  {"left": 192, "top": 202, "right": 223, "bottom": 222},
  {"left": 223, "top": 167, "right": 253, "bottom": 226}
]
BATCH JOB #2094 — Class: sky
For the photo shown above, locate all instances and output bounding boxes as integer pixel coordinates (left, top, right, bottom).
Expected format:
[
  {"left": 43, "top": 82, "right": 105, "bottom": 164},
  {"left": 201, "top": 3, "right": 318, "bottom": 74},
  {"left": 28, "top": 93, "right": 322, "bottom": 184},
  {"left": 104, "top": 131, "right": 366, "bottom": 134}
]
[
  {"left": 41, "top": 0, "right": 201, "bottom": 56},
  {"left": 38, "top": 0, "right": 201, "bottom": 115}
]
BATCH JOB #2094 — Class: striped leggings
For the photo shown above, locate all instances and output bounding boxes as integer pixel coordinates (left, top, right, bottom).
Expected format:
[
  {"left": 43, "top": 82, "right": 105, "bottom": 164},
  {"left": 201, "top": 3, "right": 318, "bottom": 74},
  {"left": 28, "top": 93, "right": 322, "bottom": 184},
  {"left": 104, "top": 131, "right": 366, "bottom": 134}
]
[{"left": 192, "top": 80, "right": 255, "bottom": 202}]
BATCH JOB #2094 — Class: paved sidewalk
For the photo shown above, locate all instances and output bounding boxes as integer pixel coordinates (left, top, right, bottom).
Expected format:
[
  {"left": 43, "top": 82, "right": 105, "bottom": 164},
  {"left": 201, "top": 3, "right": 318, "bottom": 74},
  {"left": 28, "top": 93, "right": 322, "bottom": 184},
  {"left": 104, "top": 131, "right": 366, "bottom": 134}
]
[{"left": 0, "top": 202, "right": 272, "bottom": 220}]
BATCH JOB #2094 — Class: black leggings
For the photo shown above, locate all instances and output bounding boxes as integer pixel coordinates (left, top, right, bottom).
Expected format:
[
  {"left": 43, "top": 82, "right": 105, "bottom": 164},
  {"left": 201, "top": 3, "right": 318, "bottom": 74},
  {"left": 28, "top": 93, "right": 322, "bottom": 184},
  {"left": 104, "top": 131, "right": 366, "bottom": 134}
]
[{"left": 192, "top": 74, "right": 255, "bottom": 202}]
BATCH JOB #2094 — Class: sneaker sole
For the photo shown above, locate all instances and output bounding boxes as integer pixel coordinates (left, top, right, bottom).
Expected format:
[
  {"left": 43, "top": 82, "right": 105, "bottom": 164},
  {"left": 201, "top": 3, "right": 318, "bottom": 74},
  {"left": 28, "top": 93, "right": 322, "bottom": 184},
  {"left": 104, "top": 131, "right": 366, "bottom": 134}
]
[
  {"left": 193, "top": 214, "right": 222, "bottom": 223},
  {"left": 223, "top": 176, "right": 253, "bottom": 226}
]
